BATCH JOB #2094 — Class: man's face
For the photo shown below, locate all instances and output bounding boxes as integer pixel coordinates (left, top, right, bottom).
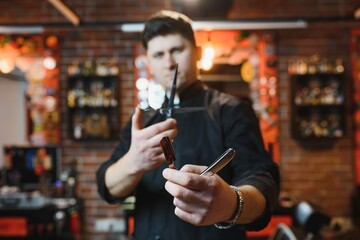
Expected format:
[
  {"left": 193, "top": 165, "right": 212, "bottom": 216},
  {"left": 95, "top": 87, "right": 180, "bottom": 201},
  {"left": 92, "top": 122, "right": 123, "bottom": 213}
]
[{"left": 146, "top": 34, "right": 198, "bottom": 93}]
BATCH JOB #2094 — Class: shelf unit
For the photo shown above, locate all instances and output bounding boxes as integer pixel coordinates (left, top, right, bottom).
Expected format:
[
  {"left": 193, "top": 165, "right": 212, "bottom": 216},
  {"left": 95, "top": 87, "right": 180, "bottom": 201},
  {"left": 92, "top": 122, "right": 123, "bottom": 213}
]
[
  {"left": 290, "top": 73, "right": 345, "bottom": 139},
  {"left": 67, "top": 75, "right": 119, "bottom": 140}
]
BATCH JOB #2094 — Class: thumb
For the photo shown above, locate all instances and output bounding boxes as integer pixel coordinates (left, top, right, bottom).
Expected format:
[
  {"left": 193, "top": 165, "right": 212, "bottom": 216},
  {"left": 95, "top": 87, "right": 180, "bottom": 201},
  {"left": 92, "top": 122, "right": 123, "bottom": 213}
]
[{"left": 132, "top": 107, "right": 143, "bottom": 131}]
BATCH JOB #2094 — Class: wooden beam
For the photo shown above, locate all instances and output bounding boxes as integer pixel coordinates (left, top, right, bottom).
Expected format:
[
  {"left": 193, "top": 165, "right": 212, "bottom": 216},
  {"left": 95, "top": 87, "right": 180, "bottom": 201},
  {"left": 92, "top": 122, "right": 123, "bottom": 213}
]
[{"left": 48, "top": 0, "right": 80, "bottom": 26}]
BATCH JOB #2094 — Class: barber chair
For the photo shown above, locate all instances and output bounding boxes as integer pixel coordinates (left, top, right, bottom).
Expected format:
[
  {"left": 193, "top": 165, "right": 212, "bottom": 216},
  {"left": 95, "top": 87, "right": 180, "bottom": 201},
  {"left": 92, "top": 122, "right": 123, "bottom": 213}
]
[
  {"left": 269, "top": 223, "right": 297, "bottom": 240},
  {"left": 294, "top": 201, "right": 331, "bottom": 240}
]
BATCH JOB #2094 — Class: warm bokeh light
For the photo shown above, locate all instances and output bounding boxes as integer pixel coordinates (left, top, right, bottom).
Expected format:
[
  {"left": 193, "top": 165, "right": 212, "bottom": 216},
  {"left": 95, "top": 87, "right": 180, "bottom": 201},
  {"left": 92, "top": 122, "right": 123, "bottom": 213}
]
[
  {"left": 43, "top": 56, "right": 57, "bottom": 70},
  {"left": 201, "top": 43, "right": 215, "bottom": 71},
  {"left": 203, "top": 45, "right": 215, "bottom": 59},
  {"left": 201, "top": 58, "right": 213, "bottom": 71},
  {"left": 0, "top": 58, "right": 15, "bottom": 74}
]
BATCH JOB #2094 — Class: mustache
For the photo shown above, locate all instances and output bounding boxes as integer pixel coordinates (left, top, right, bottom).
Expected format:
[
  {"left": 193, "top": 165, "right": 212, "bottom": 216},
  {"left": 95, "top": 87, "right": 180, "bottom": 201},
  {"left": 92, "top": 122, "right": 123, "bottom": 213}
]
[{"left": 164, "top": 71, "right": 182, "bottom": 79}]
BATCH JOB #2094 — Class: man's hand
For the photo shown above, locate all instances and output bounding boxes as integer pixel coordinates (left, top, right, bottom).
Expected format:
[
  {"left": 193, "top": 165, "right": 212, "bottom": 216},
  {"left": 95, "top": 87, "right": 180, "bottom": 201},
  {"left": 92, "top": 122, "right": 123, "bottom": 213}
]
[
  {"left": 128, "top": 107, "right": 178, "bottom": 174},
  {"left": 162, "top": 165, "right": 238, "bottom": 226},
  {"left": 105, "top": 107, "right": 177, "bottom": 198}
]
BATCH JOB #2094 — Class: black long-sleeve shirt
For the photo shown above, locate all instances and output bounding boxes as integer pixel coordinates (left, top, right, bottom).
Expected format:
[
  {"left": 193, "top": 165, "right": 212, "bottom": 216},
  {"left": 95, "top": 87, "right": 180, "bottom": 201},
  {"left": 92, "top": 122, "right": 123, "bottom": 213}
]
[{"left": 96, "top": 80, "right": 280, "bottom": 240}]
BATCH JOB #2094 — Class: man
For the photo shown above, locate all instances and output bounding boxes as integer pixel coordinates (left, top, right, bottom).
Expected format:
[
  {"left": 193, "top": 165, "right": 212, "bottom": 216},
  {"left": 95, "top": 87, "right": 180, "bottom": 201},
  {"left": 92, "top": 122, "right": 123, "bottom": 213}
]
[{"left": 97, "top": 10, "right": 279, "bottom": 240}]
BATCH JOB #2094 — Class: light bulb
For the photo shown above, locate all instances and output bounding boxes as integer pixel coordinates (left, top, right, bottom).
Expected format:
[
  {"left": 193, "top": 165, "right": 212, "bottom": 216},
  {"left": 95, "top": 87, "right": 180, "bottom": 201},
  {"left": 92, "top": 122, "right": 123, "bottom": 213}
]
[
  {"left": 201, "top": 58, "right": 213, "bottom": 71},
  {"left": 201, "top": 43, "right": 215, "bottom": 71}
]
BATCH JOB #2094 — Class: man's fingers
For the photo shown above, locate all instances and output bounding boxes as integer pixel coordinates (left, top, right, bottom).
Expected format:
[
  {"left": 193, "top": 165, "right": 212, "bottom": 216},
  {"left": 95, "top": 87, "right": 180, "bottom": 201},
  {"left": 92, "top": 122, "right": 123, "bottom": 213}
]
[
  {"left": 132, "top": 107, "right": 143, "bottom": 131},
  {"left": 141, "top": 118, "right": 177, "bottom": 139},
  {"left": 180, "top": 164, "right": 207, "bottom": 174},
  {"left": 163, "top": 167, "right": 210, "bottom": 190},
  {"left": 148, "top": 128, "right": 178, "bottom": 148},
  {"left": 132, "top": 108, "right": 177, "bottom": 140}
]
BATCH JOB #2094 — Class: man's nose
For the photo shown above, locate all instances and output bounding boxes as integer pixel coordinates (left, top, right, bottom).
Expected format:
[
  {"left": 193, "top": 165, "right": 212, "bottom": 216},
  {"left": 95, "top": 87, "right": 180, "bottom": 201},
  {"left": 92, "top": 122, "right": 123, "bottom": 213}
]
[{"left": 164, "top": 53, "right": 177, "bottom": 69}]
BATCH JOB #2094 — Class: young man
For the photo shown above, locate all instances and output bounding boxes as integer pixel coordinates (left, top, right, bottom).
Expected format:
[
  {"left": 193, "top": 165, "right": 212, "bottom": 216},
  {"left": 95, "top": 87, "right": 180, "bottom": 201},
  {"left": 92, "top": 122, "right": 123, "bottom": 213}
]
[{"left": 97, "top": 10, "right": 279, "bottom": 240}]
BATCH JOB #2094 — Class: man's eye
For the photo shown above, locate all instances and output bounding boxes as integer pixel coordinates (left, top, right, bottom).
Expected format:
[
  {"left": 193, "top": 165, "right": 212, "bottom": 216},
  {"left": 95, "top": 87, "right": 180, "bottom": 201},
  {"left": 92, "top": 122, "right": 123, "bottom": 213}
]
[
  {"left": 173, "top": 48, "right": 183, "bottom": 53},
  {"left": 153, "top": 53, "right": 163, "bottom": 58}
]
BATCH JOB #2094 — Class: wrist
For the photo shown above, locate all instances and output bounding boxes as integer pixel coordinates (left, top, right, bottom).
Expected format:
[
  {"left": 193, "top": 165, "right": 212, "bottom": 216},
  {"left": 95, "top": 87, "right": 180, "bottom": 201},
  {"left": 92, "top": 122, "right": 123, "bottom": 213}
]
[
  {"left": 215, "top": 185, "right": 244, "bottom": 229},
  {"left": 225, "top": 186, "right": 240, "bottom": 223},
  {"left": 122, "top": 152, "right": 145, "bottom": 175}
]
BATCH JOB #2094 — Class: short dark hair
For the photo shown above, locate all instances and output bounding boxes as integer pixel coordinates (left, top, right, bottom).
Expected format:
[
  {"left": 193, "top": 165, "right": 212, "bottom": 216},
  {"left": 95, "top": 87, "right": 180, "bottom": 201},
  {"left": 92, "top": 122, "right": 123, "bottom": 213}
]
[{"left": 142, "top": 10, "right": 196, "bottom": 49}]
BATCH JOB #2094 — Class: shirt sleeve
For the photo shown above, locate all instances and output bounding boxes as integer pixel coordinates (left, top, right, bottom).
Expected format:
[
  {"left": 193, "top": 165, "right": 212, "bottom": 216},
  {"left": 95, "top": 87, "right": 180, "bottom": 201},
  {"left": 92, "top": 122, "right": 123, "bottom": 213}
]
[
  {"left": 222, "top": 99, "right": 280, "bottom": 231},
  {"left": 96, "top": 119, "right": 132, "bottom": 204}
]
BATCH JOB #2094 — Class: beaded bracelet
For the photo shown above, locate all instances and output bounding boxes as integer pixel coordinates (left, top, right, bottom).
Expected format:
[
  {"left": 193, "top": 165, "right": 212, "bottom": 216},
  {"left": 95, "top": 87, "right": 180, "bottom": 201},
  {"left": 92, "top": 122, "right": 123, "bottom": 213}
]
[{"left": 214, "top": 185, "right": 244, "bottom": 229}]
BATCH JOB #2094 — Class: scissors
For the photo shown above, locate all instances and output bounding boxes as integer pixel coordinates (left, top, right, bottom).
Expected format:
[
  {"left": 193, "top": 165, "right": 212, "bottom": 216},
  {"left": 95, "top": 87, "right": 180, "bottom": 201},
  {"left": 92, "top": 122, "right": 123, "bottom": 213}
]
[
  {"left": 166, "top": 63, "right": 178, "bottom": 119},
  {"left": 142, "top": 63, "right": 209, "bottom": 117},
  {"left": 159, "top": 65, "right": 178, "bottom": 166}
]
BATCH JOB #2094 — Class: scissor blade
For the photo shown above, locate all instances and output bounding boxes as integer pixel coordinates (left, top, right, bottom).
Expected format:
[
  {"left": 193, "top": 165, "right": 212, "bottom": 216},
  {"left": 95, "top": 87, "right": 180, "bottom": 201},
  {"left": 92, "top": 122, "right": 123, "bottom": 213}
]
[
  {"left": 142, "top": 106, "right": 208, "bottom": 116},
  {"left": 160, "top": 107, "right": 206, "bottom": 115},
  {"left": 166, "top": 63, "right": 178, "bottom": 119}
]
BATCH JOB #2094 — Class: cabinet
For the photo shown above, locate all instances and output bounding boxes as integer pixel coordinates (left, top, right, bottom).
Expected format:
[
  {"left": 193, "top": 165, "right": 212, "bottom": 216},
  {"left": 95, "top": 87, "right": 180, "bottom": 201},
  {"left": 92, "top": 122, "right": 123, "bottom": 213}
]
[
  {"left": 290, "top": 73, "right": 345, "bottom": 139},
  {"left": 0, "top": 197, "right": 82, "bottom": 239},
  {"left": 67, "top": 75, "right": 119, "bottom": 140}
]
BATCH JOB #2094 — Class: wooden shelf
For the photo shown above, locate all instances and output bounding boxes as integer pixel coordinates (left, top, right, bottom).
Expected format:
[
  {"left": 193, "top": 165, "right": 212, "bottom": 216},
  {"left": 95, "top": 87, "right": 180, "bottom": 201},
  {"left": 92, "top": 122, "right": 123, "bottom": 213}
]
[
  {"left": 290, "top": 72, "right": 346, "bottom": 139},
  {"left": 67, "top": 75, "right": 120, "bottom": 141}
]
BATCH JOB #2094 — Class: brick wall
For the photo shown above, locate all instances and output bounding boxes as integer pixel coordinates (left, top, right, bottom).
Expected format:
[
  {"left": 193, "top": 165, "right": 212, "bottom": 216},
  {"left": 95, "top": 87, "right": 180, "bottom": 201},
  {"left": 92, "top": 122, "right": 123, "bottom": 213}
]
[
  {"left": 0, "top": 0, "right": 359, "bottom": 239},
  {"left": 275, "top": 21, "right": 356, "bottom": 216},
  {"left": 57, "top": 27, "right": 140, "bottom": 238}
]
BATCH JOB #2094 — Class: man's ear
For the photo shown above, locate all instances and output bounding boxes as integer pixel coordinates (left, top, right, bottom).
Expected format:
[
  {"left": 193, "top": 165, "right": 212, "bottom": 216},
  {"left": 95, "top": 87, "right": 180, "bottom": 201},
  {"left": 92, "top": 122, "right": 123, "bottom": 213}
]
[{"left": 196, "top": 46, "right": 202, "bottom": 61}]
